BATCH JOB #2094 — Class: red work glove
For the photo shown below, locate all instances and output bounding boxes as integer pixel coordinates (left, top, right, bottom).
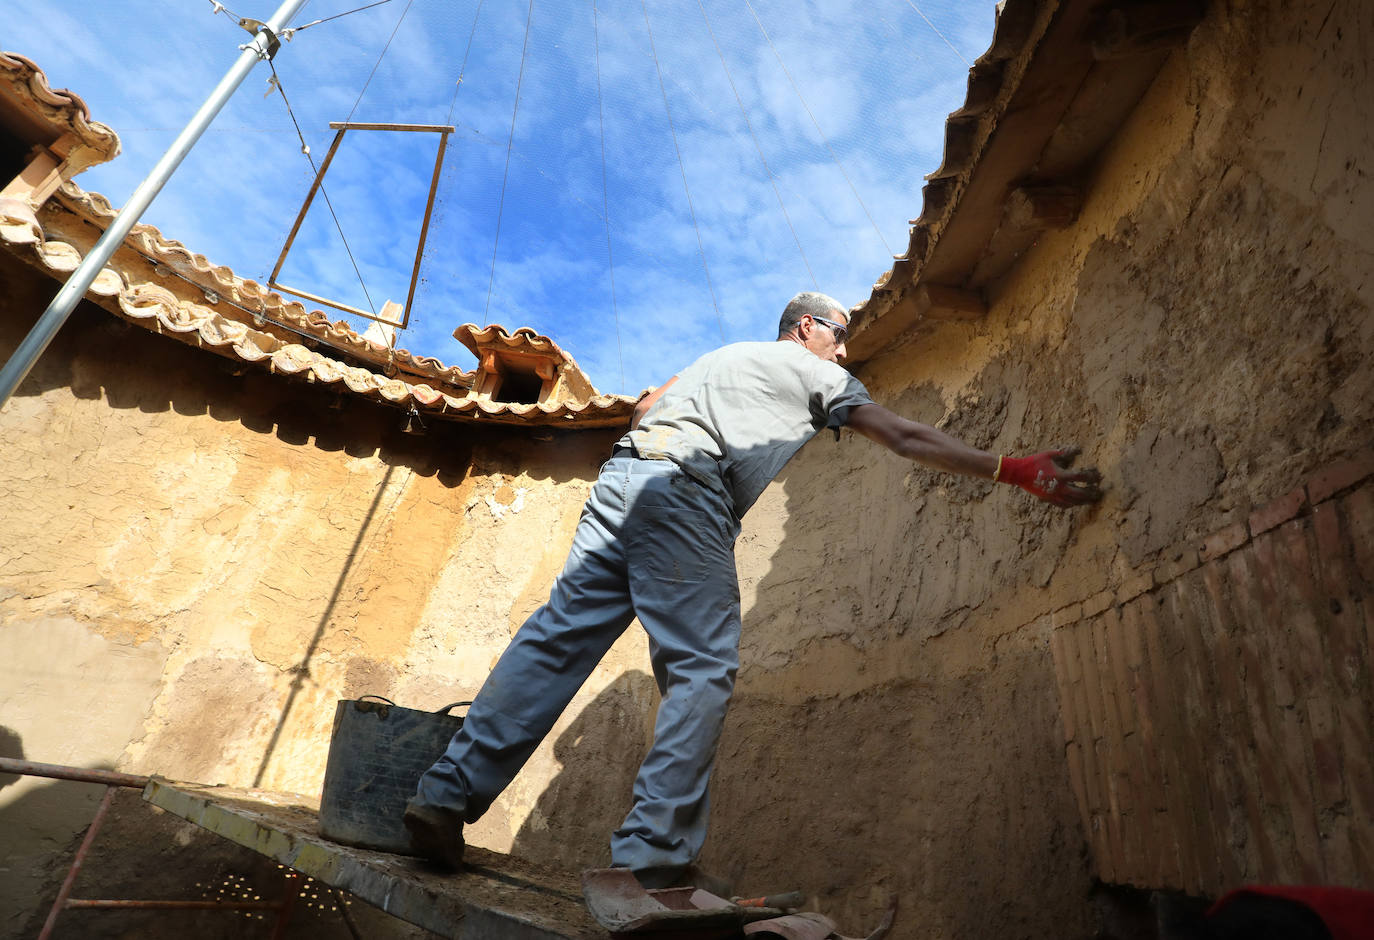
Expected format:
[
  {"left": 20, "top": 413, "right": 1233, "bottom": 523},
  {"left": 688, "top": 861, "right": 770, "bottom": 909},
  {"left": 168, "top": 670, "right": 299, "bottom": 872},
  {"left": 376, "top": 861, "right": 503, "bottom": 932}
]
[{"left": 997, "top": 447, "right": 1102, "bottom": 507}]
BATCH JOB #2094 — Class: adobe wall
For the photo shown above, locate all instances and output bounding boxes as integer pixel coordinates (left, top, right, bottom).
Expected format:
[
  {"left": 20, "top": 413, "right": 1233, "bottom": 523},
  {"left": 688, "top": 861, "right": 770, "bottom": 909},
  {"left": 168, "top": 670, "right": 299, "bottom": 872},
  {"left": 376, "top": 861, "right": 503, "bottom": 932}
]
[
  {"left": 0, "top": 265, "right": 640, "bottom": 938},
  {"left": 2, "top": 1, "right": 1370, "bottom": 938},
  {"left": 707, "top": 0, "right": 1372, "bottom": 935}
]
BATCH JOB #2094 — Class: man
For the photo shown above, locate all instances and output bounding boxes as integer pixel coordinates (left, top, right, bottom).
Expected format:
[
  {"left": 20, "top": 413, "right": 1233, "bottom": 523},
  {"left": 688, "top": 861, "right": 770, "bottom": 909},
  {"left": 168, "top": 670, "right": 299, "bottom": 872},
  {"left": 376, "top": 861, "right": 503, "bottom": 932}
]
[{"left": 405, "top": 291, "right": 1101, "bottom": 886}]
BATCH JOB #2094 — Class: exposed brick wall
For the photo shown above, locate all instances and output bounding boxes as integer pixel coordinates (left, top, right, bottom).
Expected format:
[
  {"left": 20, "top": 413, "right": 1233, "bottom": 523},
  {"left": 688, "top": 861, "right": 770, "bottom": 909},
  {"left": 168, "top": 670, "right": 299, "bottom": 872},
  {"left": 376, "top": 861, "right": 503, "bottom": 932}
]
[{"left": 1051, "top": 450, "right": 1374, "bottom": 893}]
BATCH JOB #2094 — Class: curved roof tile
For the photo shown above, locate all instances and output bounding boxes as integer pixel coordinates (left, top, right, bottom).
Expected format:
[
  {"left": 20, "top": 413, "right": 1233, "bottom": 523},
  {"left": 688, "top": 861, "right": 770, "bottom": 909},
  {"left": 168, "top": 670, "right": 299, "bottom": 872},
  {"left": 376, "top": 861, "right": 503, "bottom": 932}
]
[{"left": 0, "top": 51, "right": 120, "bottom": 175}]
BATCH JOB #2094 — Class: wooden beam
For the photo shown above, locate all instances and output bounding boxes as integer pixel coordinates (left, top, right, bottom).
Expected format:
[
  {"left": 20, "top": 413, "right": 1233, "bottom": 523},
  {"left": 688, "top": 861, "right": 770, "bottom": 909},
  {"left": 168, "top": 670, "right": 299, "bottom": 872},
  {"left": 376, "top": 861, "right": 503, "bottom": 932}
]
[
  {"left": 1006, "top": 184, "right": 1083, "bottom": 230},
  {"left": 1089, "top": 0, "right": 1208, "bottom": 60},
  {"left": 328, "top": 122, "right": 456, "bottom": 133},
  {"left": 0, "top": 146, "right": 63, "bottom": 206},
  {"left": 913, "top": 283, "right": 987, "bottom": 321}
]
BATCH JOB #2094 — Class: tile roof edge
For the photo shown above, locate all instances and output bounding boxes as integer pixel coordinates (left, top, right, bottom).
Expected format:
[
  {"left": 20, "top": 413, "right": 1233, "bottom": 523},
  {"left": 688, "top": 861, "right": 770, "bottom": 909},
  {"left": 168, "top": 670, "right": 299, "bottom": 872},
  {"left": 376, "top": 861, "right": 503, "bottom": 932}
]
[
  {"left": 848, "top": 0, "right": 1051, "bottom": 331},
  {"left": 54, "top": 182, "right": 481, "bottom": 391},
  {"left": 0, "top": 50, "right": 121, "bottom": 175},
  {"left": 1, "top": 193, "right": 635, "bottom": 429}
]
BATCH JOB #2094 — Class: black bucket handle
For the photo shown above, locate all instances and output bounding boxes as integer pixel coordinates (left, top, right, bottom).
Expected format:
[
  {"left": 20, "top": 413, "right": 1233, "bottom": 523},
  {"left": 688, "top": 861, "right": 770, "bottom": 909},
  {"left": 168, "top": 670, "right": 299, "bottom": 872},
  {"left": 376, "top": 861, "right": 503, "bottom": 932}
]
[{"left": 354, "top": 695, "right": 472, "bottom": 716}]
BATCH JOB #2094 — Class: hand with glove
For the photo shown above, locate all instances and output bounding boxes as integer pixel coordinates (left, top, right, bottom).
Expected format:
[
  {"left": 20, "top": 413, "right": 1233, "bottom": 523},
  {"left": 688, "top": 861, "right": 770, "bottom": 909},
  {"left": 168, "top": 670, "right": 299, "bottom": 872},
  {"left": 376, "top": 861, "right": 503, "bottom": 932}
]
[{"left": 995, "top": 446, "right": 1102, "bottom": 507}]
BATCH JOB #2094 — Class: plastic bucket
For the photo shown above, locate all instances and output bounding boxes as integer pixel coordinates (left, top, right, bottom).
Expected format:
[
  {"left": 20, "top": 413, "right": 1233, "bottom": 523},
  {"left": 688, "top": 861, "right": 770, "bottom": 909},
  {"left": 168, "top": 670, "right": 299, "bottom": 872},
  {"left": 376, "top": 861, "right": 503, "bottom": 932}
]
[{"left": 318, "top": 696, "right": 469, "bottom": 853}]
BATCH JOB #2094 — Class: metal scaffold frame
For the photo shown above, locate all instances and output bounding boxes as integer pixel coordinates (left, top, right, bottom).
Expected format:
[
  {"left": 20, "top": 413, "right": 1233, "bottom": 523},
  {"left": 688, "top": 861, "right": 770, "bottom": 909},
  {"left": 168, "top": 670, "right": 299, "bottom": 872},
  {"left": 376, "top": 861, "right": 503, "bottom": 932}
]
[{"left": 0, "top": 758, "right": 307, "bottom": 939}]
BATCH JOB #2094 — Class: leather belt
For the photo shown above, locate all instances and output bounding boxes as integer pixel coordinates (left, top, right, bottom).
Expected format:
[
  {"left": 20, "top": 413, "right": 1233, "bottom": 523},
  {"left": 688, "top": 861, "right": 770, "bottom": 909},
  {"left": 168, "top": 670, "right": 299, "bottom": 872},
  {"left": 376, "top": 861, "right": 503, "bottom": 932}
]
[{"left": 611, "top": 444, "right": 638, "bottom": 459}]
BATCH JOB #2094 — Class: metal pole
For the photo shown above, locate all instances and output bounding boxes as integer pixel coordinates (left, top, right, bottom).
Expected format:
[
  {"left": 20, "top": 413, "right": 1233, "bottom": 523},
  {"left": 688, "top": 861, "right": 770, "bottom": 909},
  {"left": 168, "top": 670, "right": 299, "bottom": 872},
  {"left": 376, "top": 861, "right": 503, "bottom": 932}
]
[
  {"left": 0, "top": 0, "right": 312, "bottom": 409},
  {"left": 38, "top": 785, "right": 118, "bottom": 940},
  {"left": 0, "top": 756, "right": 149, "bottom": 789}
]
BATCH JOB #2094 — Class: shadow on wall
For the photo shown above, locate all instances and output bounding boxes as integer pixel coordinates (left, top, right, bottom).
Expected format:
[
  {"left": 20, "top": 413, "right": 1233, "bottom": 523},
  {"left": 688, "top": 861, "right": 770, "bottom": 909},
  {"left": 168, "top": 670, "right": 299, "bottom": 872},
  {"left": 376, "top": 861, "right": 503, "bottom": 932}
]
[
  {"left": 508, "top": 669, "right": 659, "bottom": 871},
  {"left": 252, "top": 462, "right": 397, "bottom": 786},
  {"left": 0, "top": 726, "right": 111, "bottom": 939},
  {"left": 703, "top": 436, "right": 1095, "bottom": 938}
]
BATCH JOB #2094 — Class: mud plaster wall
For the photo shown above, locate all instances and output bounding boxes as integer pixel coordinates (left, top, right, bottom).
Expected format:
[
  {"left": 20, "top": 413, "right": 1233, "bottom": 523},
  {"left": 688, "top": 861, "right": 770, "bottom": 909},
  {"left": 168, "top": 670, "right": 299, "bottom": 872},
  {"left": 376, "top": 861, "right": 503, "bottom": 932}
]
[
  {"left": 2, "top": 2, "right": 1370, "bottom": 937},
  {"left": 701, "top": 1, "right": 1372, "bottom": 937},
  {"left": 0, "top": 271, "right": 651, "bottom": 938}
]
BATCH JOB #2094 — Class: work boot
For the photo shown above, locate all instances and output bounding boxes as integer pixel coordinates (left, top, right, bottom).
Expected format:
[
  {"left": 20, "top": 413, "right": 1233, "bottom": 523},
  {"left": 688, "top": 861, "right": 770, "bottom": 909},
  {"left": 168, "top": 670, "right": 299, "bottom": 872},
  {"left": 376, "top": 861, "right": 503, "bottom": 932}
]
[{"left": 403, "top": 800, "right": 464, "bottom": 870}]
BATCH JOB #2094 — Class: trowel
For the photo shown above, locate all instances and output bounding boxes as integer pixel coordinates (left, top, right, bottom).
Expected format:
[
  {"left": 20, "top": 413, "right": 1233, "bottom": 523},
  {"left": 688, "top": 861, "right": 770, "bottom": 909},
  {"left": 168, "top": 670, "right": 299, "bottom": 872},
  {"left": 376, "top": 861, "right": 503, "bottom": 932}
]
[
  {"left": 581, "top": 868, "right": 895, "bottom": 939},
  {"left": 581, "top": 868, "right": 796, "bottom": 935}
]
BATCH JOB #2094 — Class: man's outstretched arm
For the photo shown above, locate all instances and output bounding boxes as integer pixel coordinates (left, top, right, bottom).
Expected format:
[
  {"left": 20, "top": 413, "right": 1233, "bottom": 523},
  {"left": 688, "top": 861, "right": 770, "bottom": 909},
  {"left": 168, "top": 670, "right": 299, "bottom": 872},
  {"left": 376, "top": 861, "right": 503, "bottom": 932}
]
[{"left": 845, "top": 402, "right": 1102, "bottom": 507}]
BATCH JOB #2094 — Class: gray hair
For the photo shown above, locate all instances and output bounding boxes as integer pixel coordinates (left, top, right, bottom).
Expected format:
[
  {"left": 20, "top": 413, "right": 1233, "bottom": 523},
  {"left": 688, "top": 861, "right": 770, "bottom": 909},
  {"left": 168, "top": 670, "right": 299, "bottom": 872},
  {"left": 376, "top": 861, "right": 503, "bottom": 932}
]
[{"left": 778, "top": 291, "right": 845, "bottom": 337}]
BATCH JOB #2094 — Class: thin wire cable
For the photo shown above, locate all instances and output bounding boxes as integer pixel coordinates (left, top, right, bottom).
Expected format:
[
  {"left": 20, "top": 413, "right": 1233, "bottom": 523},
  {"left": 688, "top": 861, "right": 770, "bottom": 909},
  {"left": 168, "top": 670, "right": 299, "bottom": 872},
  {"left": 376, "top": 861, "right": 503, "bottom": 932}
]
[
  {"left": 740, "top": 0, "right": 893, "bottom": 257},
  {"left": 482, "top": 0, "right": 536, "bottom": 327},
  {"left": 413, "top": 0, "right": 485, "bottom": 319},
  {"left": 591, "top": 2, "right": 626, "bottom": 393},
  {"left": 449, "top": 123, "right": 688, "bottom": 277},
  {"left": 639, "top": 0, "right": 725, "bottom": 342},
  {"left": 269, "top": 59, "right": 379, "bottom": 315},
  {"left": 902, "top": 0, "right": 968, "bottom": 66},
  {"left": 344, "top": 0, "right": 416, "bottom": 123},
  {"left": 446, "top": 0, "right": 487, "bottom": 125},
  {"left": 695, "top": 0, "right": 817, "bottom": 291},
  {"left": 205, "top": 1, "right": 243, "bottom": 23},
  {"left": 286, "top": 0, "right": 393, "bottom": 36}
]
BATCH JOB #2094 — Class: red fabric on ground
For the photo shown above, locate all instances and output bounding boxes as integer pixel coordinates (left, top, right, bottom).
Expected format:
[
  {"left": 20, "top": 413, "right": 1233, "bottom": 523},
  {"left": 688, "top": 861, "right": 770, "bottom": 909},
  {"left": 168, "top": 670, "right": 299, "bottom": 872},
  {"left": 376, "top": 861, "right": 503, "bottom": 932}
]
[{"left": 1206, "top": 885, "right": 1374, "bottom": 940}]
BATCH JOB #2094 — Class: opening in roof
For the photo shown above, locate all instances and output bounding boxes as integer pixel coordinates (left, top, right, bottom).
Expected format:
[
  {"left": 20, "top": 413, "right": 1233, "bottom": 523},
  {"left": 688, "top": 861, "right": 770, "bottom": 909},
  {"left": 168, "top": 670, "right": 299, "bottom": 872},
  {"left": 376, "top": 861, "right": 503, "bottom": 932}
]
[{"left": 495, "top": 369, "right": 545, "bottom": 406}]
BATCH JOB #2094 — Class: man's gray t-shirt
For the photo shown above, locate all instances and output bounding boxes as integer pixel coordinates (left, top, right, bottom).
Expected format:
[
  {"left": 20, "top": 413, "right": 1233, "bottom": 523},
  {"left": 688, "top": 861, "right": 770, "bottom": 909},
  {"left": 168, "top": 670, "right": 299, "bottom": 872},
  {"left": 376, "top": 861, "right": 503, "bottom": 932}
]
[{"left": 618, "top": 341, "right": 874, "bottom": 518}]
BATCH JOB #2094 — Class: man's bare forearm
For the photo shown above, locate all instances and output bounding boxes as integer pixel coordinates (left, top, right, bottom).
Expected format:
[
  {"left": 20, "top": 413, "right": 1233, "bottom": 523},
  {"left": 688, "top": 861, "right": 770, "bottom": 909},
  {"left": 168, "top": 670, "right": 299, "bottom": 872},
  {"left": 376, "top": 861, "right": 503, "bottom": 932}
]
[{"left": 846, "top": 403, "right": 996, "bottom": 478}]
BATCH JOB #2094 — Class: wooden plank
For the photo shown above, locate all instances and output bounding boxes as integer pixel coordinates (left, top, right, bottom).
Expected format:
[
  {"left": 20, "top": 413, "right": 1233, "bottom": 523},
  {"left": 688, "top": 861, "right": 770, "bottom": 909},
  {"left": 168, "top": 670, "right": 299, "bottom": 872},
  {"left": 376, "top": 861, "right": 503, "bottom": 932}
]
[
  {"left": 329, "top": 122, "right": 457, "bottom": 133},
  {"left": 143, "top": 781, "right": 601, "bottom": 940}
]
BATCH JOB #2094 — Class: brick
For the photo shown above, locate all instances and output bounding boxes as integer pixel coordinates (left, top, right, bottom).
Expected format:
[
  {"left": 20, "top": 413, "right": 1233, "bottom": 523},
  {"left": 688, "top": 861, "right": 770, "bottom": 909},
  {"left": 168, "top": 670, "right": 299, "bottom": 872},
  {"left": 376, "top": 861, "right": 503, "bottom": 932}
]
[
  {"left": 1250, "top": 531, "right": 1328, "bottom": 883},
  {"left": 1049, "top": 629, "right": 1079, "bottom": 745},
  {"left": 1061, "top": 624, "right": 1106, "bottom": 840},
  {"left": 1158, "top": 578, "right": 1227, "bottom": 892},
  {"left": 1198, "top": 560, "right": 1279, "bottom": 880},
  {"left": 1311, "top": 503, "right": 1374, "bottom": 836},
  {"left": 1272, "top": 520, "right": 1357, "bottom": 882},
  {"left": 1121, "top": 598, "right": 1173, "bottom": 886},
  {"left": 1200, "top": 521, "right": 1249, "bottom": 563},
  {"left": 1052, "top": 602, "right": 1083, "bottom": 628},
  {"left": 1104, "top": 607, "right": 1153, "bottom": 883},
  {"left": 1076, "top": 619, "right": 1106, "bottom": 745},
  {"left": 1083, "top": 589, "right": 1115, "bottom": 619},
  {"left": 1094, "top": 610, "right": 1137, "bottom": 876},
  {"left": 1116, "top": 569, "right": 1155, "bottom": 605},
  {"left": 1094, "top": 735, "right": 1127, "bottom": 883},
  {"left": 1104, "top": 610, "right": 1137, "bottom": 739},
  {"left": 1156, "top": 545, "right": 1202, "bottom": 585},
  {"left": 1248, "top": 484, "right": 1309, "bottom": 537},
  {"left": 1343, "top": 486, "right": 1374, "bottom": 585},
  {"left": 1225, "top": 548, "right": 1301, "bottom": 878},
  {"left": 1063, "top": 741, "right": 1095, "bottom": 873},
  {"left": 1136, "top": 592, "right": 1199, "bottom": 889},
  {"left": 1307, "top": 448, "right": 1374, "bottom": 504}
]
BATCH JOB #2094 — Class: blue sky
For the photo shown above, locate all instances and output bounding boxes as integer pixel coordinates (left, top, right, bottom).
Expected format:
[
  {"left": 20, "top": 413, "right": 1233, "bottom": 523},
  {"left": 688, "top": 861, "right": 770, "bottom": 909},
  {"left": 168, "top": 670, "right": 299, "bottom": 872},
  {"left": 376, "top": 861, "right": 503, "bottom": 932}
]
[{"left": 4, "top": 0, "right": 996, "bottom": 394}]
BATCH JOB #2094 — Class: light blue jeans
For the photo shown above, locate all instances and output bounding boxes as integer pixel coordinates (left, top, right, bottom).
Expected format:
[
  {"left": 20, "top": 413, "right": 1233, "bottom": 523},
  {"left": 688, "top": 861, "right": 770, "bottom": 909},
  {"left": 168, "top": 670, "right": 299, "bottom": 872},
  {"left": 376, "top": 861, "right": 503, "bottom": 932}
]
[{"left": 414, "top": 455, "right": 742, "bottom": 883}]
